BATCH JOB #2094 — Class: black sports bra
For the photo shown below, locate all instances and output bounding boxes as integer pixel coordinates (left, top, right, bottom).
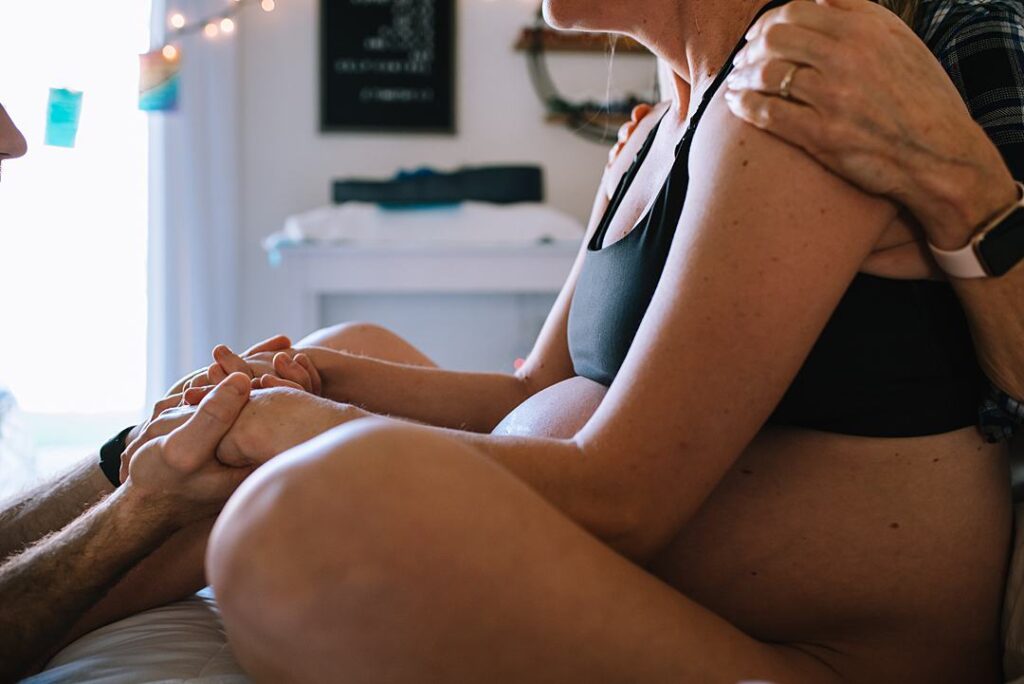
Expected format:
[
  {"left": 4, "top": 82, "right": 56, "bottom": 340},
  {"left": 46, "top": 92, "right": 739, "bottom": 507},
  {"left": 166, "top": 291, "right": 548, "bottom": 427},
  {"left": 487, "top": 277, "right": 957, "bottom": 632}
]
[{"left": 566, "top": 0, "right": 985, "bottom": 438}]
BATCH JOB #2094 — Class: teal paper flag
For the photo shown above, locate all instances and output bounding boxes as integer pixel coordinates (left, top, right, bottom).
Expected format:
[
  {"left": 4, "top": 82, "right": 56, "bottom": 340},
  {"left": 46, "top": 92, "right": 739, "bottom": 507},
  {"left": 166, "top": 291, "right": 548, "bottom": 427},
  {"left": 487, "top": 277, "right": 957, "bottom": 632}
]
[
  {"left": 45, "top": 88, "right": 83, "bottom": 148},
  {"left": 139, "top": 49, "right": 180, "bottom": 112}
]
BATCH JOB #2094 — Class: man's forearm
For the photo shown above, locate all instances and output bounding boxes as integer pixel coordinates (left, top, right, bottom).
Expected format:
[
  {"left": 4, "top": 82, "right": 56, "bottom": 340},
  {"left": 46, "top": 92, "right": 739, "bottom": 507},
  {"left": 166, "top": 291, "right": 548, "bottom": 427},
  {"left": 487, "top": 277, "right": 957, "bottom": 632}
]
[
  {"left": 0, "top": 455, "right": 113, "bottom": 561},
  {"left": 304, "top": 347, "right": 535, "bottom": 433},
  {"left": 912, "top": 152, "right": 1024, "bottom": 400},
  {"left": 0, "top": 485, "right": 174, "bottom": 680},
  {"left": 952, "top": 268, "right": 1024, "bottom": 400}
]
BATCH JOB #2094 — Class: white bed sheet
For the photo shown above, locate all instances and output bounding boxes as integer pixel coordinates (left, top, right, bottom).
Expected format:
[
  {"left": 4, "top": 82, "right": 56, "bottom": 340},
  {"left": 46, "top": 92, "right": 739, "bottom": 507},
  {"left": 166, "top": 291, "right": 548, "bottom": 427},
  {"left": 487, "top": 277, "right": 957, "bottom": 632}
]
[{"left": 24, "top": 588, "right": 248, "bottom": 684}]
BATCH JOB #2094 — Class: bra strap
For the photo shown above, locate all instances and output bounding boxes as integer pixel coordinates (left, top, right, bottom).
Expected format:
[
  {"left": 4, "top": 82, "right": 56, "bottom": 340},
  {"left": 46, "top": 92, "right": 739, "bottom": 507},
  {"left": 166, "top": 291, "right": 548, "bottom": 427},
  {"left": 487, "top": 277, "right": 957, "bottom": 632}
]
[{"left": 676, "top": 0, "right": 793, "bottom": 152}]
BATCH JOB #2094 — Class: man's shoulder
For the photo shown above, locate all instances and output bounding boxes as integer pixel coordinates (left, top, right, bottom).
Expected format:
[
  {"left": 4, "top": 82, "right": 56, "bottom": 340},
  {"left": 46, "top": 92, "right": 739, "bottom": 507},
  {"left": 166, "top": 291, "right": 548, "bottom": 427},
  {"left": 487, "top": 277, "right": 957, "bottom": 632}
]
[
  {"left": 917, "top": 0, "right": 1024, "bottom": 51},
  {"left": 917, "top": 0, "right": 1024, "bottom": 177}
]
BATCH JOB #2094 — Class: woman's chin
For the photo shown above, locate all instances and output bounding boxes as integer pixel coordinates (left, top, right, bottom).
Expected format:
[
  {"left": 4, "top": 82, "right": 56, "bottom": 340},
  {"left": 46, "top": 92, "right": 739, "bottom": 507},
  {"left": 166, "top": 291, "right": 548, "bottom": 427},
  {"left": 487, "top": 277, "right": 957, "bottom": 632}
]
[{"left": 541, "top": 0, "right": 591, "bottom": 31}]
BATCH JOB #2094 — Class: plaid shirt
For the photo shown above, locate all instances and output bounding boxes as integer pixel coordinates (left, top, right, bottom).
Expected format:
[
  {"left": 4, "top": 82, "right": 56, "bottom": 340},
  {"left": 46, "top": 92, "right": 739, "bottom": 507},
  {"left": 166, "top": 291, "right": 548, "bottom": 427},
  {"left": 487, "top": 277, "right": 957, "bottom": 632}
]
[
  {"left": 916, "top": 0, "right": 1024, "bottom": 439},
  {"left": 917, "top": 0, "right": 1024, "bottom": 177}
]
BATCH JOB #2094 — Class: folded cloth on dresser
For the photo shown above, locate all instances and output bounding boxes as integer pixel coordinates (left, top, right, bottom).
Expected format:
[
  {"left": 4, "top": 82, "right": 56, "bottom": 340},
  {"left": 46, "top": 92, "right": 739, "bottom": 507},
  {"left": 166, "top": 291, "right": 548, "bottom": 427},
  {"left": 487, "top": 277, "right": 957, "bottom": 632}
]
[{"left": 266, "top": 201, "right": 585, "bottom": 250}]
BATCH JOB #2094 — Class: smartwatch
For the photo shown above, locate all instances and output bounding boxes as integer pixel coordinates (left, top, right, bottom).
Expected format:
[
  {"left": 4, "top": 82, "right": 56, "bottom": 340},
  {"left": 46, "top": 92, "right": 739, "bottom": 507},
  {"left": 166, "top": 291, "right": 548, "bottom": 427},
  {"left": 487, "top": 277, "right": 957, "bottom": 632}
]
[
  {"left": 99, "top": 425, "right": 137, "bottom": 488},
  {"left": 929, "top": 181, "right": 1024, "bottom": 278}
]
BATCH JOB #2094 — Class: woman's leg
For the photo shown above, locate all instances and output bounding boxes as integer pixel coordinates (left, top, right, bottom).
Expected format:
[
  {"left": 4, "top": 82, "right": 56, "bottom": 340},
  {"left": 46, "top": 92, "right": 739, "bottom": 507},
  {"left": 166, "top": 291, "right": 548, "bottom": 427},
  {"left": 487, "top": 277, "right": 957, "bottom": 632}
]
[
  {"left": 297, "top": 322, "right": 437, "bottom": 368},
  {"left": 207, "top": 420, "right": 842, "bottom": 684}
]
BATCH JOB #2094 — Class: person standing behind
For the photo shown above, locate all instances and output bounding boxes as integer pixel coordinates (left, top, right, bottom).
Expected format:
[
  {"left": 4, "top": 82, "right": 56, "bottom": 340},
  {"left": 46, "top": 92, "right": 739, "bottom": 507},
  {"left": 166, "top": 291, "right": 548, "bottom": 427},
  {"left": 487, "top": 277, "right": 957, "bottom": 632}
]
[{"left": 722, "top": 0, "right": 1024, "bottom": 436}]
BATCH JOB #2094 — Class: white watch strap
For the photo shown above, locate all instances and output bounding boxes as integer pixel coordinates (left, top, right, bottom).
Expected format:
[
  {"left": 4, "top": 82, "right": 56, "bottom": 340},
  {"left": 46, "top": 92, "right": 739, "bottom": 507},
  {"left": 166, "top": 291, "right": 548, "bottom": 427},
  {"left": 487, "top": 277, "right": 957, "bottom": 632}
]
[
  {"left": 928, "top": 241, "right": 989, "bottom": 279},
  {"left": 928, "top": 181, "right": 1024, "bottom": 279}
]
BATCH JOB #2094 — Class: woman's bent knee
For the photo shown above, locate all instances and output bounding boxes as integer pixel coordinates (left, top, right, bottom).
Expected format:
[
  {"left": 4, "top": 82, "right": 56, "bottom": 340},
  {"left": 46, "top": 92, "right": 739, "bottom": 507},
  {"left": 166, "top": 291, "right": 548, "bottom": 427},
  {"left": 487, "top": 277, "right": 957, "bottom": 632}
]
[
  {"left": 207, "top": 420, "right": 495, "bottom": 676},
  {"left": 296, "top": 321, "right": 379, "bottom": 347},
  {"left": 296, "top": 321, "right": 437, "bottom": 366},
  {"left": 207, "top": 420, "right": 481, "bottom": 620}
]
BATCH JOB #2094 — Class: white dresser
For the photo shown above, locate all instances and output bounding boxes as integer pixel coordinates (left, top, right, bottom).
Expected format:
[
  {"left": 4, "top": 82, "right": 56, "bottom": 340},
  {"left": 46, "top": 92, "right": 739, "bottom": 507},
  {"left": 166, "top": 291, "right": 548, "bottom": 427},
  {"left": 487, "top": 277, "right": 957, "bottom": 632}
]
[{"left": 267, "top": 241, "right": 579, "bottom": 372}]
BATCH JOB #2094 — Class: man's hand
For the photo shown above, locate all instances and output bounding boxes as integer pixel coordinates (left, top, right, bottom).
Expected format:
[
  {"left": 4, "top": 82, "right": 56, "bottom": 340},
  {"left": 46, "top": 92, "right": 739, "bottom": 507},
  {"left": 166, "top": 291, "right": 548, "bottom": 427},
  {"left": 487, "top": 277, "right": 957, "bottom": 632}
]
[
  {"left": 183, "top": 386, "right": 366, "bottom": 467},
  {"left": 723, "top": 0, "right": 1018, "bottom": 249},
  {"left": 123, "top": 373, "right": 256, "bottom": 526}
]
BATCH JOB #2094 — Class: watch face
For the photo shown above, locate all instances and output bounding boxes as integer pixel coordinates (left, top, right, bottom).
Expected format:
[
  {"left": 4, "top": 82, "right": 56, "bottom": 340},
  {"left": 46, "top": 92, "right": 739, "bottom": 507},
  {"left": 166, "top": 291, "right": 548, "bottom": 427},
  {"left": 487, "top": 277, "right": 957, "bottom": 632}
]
[{"left": 978, "top": 205, "right": 1024, "bottom": 276}]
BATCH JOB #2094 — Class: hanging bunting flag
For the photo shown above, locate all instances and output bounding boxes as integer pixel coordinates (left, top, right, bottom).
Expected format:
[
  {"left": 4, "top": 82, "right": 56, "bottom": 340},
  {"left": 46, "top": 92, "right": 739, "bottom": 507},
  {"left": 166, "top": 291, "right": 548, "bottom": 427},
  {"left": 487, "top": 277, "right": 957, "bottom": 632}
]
[
  {"left": 139, "top": 48, "right": 180, "bottom": 112},
  {"left": 44, "top": 88, "right": 84, "bottom": 148}
]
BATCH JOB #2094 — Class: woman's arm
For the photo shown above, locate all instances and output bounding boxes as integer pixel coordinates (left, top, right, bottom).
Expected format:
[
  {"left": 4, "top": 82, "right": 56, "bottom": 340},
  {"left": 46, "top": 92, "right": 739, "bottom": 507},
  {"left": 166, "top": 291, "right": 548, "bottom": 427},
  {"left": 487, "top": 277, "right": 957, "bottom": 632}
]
[
  {"left": 222, "top": 116, "right": 667, "bottom": 434},
  {"left": 724, "top": 0, "right": 1024, "bottom": 399},
  {"left": 295, "top": 177, "right": 609, "bottom": 433},
  {"left": 224, "top": 100, "right": 896, "bottom": 563}
]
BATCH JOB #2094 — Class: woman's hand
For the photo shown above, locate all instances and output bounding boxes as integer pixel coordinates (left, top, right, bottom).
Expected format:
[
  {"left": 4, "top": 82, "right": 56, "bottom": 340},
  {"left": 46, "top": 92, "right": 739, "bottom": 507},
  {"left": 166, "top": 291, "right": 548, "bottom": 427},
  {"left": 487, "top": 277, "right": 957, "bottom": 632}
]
[
  {"left": 181, "top": 335, "right": 323, "bottom": 396},
  {"left": 183, "top": 386, "right": 366, "bottom": 467},
  {"left": 723, "top": 0, "right": 1018, "bottom": 249},
  {"left": 205, "top": 346, "right": 323, "bottom": 396},
  {"left": 167, "top": 335, "right": 294, "bottom": 396}
]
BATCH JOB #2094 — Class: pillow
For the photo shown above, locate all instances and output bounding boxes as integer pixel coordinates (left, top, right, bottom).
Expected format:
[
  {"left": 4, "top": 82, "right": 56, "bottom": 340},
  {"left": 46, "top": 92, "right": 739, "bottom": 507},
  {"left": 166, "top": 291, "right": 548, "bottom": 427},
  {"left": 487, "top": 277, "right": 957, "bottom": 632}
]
[{"left": 24, "top": 588, "right": 248, "bottom": 684}]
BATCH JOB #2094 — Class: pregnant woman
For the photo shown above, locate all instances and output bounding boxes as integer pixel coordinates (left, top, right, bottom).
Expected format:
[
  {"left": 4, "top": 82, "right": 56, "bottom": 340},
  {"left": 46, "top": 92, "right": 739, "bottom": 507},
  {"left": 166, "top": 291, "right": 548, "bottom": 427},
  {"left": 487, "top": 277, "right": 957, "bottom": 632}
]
[
  {"left": 3, "top": 0, "right": 1024, "bottom": 679},
  {"left": 189, "top": 0, "right": 1015, "bottom": 681}
]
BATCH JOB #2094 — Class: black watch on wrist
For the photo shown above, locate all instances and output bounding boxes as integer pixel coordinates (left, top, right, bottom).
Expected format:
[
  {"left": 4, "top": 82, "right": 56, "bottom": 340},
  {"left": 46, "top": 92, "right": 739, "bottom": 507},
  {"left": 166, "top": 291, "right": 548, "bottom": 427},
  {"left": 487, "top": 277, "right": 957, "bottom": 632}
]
[
  {"left": 99, "top": 425, "right": 136, "bottom": 488},
  {"left": 976, "top": 205, "right": 1024, "bottom": 276},
  {"left": 930, "top": 181, "right": 1024, "bottom": 278}
]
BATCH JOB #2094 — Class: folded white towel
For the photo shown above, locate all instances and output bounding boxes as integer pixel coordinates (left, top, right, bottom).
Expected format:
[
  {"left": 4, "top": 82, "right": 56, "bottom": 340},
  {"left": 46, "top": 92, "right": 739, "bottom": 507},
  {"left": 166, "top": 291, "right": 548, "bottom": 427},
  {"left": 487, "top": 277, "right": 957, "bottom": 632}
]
[{"left": 271, "top": 202, "right": 585, "bottom": 248}]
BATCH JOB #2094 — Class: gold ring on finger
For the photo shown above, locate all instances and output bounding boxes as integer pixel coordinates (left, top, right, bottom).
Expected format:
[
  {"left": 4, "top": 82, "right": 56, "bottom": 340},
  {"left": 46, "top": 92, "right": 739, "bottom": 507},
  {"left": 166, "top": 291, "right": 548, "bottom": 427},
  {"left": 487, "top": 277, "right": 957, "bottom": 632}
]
[{"left": 779, "top": 63, "right": 800, "bottom": 100}]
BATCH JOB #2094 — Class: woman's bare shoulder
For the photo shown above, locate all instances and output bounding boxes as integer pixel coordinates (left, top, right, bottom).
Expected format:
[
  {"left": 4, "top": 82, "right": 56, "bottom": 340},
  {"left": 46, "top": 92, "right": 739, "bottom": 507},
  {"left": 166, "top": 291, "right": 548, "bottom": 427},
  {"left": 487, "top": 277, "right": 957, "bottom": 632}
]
[{"left": 689, "top": 93, "right": 898, "bottom": 250}]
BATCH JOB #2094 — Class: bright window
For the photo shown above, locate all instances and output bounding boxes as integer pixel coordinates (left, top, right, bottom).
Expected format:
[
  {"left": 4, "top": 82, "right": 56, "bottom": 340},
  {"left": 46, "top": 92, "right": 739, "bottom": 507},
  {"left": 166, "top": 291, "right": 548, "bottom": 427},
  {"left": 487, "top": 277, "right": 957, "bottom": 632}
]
[{"left": 0, "top": 0, "right": 151, "bottom": 489}]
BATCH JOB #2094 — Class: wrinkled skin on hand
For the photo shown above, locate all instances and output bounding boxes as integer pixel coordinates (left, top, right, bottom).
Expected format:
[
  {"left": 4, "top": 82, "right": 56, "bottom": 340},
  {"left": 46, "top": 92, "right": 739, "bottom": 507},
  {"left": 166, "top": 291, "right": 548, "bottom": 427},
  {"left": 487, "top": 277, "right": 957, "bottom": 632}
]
[{"left": 722, "top": 0, "right": 1017, "bottom": 246}]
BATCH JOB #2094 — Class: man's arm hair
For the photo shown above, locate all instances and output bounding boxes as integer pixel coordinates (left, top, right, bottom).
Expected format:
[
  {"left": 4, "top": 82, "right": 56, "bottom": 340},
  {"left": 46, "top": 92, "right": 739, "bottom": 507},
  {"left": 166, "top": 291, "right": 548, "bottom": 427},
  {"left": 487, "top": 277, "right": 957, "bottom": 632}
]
[
  {"left": 0, "top": 486, "right": 172, "bottom": 680},
  {"left": 0, "top": 455, "right": 113, "bottom": 562}
]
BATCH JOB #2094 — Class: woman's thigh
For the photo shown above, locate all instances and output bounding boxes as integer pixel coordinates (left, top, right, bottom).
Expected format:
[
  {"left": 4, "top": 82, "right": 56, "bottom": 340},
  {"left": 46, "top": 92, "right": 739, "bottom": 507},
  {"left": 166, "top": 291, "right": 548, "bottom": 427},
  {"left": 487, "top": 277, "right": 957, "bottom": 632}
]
[
  {"left": 297, "top": 321, "right": 437, "bottom": 368},
  {"left": 207, "top": 420, "right": 841, "bottom": 684}
]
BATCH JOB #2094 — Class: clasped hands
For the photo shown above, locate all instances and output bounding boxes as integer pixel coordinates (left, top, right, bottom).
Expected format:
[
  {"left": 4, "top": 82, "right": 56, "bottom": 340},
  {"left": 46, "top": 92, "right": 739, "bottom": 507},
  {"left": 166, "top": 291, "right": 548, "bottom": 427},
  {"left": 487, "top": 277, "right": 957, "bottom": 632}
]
[{"left": 118, "top": 336, "right": 363, "bottom": 518}]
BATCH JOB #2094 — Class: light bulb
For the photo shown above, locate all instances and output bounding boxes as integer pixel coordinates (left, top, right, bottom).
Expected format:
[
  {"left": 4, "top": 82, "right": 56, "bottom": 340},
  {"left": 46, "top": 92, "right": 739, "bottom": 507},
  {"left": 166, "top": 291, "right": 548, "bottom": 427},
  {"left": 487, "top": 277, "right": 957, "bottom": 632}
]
[
  {"left": 204, "top": 22, "right": 220, "bottom": 38},
  {"left": 162, "top": 44, "right": 179, "bottom": 61},
  {"left": 261, "top": 0, "right": 276, "bottom": 12},
  {"left": 220, "top": 17, "right": 236, "bottom": 33},
  {"left": 169, "top": 12, "right": 186, "bottom": 29}
]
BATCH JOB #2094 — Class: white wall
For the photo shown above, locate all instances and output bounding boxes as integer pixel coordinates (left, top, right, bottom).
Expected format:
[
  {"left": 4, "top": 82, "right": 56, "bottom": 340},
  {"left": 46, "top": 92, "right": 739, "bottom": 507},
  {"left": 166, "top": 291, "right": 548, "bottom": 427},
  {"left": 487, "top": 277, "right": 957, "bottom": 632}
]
[{"left": 236, "top": 0, "right": 656, "bottom": 345}]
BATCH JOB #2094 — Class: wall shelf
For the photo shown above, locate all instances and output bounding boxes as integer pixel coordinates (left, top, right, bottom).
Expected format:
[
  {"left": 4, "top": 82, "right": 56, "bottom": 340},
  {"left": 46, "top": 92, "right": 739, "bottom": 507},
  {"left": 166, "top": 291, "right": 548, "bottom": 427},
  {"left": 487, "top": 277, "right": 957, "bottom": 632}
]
[{"left": 514, "top": 28, "right": 650, "bottom": 55}]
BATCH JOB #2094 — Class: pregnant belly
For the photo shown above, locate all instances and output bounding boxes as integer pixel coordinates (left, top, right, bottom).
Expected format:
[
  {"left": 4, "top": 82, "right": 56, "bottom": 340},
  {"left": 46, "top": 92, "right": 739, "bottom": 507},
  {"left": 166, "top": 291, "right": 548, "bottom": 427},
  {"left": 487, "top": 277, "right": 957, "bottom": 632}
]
[
  {"left": 491, "top": 376, "right": 1010, "bottom": 676},
  {"left": 491, "top": 376, "right": 608, "bottom": 439}
]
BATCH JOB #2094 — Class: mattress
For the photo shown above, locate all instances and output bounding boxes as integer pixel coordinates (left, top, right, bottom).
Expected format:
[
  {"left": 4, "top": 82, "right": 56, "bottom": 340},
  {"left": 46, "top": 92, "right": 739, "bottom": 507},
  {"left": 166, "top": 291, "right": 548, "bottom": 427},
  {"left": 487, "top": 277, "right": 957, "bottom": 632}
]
[{"left": 24, "top": 588, "right": 247, "bottom": 684}]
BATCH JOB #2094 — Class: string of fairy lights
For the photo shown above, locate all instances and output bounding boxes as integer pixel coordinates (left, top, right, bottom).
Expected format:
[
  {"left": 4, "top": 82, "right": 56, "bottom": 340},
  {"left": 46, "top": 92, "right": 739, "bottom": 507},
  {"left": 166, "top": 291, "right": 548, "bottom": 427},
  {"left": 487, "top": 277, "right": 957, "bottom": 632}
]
[{"left": 159, "top": 0, "right": 278, "bottom": 62}]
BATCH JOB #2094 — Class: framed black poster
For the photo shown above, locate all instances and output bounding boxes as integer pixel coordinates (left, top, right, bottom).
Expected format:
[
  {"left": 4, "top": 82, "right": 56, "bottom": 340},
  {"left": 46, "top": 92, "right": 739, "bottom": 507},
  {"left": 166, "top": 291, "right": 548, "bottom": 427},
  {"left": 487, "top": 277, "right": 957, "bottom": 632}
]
[{"left": 320, "top": 0, "right": 456, "bottom": 133}]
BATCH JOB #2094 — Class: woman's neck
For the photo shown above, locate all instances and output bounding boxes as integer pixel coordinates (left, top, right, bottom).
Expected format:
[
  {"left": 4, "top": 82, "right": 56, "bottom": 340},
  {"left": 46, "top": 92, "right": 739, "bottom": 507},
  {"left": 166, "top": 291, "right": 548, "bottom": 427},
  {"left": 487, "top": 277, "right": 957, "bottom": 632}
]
[{"left": 640, "top": 0, "right": 766, "bottom": 117}]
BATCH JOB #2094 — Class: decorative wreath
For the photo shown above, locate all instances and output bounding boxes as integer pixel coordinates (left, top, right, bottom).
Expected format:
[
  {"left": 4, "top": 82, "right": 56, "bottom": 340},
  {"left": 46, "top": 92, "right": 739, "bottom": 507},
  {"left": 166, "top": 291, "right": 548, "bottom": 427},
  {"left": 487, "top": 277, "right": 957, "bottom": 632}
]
[{"left": 523, "top": 9, "right": 658, "bottom": 144}]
